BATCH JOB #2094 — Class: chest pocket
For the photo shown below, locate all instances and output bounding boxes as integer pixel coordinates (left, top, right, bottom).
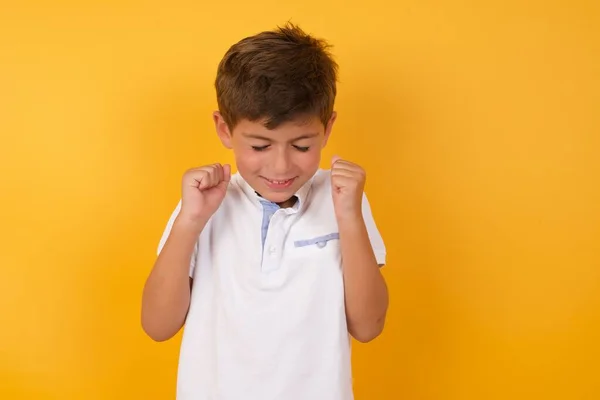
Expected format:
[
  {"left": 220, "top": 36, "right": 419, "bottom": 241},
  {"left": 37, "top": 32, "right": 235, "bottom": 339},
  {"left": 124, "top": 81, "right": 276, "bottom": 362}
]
[
  {"left": 289, "top": 232, "right": 342, "bottom": 267},
  {"left": 294, "top": 232, "right": 339, "bottom": 249}
]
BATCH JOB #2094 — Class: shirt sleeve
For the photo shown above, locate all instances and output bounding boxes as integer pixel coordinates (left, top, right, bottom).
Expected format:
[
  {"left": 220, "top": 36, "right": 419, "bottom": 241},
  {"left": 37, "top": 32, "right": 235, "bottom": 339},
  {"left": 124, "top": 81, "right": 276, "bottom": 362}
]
[
  {"left": 361, "top": 193, "right": 387, "bottom": 267},
  {"left": 156, "top": 200, "right": 199, "bottom": 277}
]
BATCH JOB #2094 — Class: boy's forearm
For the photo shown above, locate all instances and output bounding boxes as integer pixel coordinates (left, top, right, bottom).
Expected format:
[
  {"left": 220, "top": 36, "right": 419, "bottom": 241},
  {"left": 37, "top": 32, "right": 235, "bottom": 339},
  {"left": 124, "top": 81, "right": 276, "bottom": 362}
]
[
  {"left": 338, "top": 213, "right": 389, "bottom": 343},
  {"left": 141, "top": 216, "right": 205, "bottom": 341}
]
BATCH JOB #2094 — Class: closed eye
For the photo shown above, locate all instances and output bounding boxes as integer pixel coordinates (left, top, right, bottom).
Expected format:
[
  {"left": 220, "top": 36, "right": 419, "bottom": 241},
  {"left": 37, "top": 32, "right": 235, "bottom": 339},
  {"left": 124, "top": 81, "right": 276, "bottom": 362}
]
[
  {"left": 252, "top": 145, "right": 270, "bottom": 151},
  {"left": 293, "top": 145, "right": 310, "bottom": 152}
]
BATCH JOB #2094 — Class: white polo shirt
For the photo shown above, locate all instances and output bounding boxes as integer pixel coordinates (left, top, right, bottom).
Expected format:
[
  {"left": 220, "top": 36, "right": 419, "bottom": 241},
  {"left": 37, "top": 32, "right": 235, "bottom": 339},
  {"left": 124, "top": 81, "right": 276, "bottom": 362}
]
[{"left": 157, "top": 168, "right": 386, "bottom": 400}]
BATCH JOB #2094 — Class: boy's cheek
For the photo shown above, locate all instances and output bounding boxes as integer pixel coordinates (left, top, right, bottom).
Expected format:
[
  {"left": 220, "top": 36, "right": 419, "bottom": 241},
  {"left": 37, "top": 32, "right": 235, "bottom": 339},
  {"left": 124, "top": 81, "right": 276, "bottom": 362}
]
[
  {"left": 234, "top": 153, "right": 265, "bottom": 174},
  {"left": 298, "top": 149, "right": 321, "bottom": 164}
]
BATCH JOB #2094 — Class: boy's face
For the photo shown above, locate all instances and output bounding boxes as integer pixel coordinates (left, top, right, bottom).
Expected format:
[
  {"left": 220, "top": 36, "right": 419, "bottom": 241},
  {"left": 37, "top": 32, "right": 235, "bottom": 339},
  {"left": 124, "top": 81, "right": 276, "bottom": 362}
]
[{"left": 214, "top": 112, "right": 336, "bottom": 207}]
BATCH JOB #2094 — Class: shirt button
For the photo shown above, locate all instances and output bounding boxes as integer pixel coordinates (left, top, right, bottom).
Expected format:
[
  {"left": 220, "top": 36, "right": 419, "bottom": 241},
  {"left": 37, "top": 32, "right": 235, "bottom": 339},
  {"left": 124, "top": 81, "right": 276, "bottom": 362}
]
[{"left": 269, "top": 246, "right": 277, "bottom": 255}]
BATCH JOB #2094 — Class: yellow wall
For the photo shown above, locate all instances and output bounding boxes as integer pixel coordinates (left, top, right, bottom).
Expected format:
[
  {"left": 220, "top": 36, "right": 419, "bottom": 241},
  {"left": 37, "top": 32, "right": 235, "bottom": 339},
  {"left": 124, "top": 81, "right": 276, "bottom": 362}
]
[{"left": 1, "top": 1, "right": 598, "bottom": 399}]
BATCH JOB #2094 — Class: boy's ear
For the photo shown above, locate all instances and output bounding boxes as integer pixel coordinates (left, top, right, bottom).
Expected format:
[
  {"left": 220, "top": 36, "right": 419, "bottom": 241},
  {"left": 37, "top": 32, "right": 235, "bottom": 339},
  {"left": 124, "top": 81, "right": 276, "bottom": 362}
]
[
  {"left": 322, "top": 111, "right": 337, "bottom": 148},
  {"left": 213, "top": 111, "right": 233, "bottom": 149}
]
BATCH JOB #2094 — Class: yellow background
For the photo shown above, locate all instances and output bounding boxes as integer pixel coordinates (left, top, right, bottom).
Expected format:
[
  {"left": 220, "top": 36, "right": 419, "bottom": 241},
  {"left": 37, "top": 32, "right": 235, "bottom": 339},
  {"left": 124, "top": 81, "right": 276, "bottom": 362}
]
[{"left": 1, "top": 1, "right": 599, "bottom": 399}]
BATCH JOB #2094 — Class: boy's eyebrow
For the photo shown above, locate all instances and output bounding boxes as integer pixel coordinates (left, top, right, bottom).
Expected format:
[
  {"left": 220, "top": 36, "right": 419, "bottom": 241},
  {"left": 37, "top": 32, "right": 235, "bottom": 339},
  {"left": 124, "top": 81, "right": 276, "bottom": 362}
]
[{"left": 243, "top": 132, "right": 320, "bottom": 141}]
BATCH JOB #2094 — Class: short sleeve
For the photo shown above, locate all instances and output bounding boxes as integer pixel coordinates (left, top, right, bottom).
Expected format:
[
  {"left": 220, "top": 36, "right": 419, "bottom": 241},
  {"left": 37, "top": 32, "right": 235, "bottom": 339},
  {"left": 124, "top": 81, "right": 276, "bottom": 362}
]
[
  {"left": 157, "top": 200, "right": 199, "bottom": 277},
  {"left": 361, "top": 193, "right": 387, "bottom": 267}
]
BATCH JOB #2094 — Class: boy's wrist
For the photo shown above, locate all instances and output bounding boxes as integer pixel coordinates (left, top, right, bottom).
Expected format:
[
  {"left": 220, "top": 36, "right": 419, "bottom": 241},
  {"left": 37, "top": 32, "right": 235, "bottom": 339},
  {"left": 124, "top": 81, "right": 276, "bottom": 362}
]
[
  {"left": 335, "top": 210, "right": 364, "bottom": 230},
  {"left": 173, "top": 213, "right": 209, "bottom": 235}
]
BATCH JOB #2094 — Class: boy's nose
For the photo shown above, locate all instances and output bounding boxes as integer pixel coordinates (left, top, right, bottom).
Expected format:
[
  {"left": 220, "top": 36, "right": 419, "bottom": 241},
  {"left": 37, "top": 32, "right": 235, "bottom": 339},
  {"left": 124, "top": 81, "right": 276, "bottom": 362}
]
[{"left": 273, "top": 151, "right": 291, "bottom": 175}]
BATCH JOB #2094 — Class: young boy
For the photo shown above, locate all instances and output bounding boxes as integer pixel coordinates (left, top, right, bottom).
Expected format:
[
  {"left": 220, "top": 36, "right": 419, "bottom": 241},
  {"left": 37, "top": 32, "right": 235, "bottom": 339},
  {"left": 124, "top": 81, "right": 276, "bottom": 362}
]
[{"left": 141, "top": 23, "right": 388, "bottom": 400}]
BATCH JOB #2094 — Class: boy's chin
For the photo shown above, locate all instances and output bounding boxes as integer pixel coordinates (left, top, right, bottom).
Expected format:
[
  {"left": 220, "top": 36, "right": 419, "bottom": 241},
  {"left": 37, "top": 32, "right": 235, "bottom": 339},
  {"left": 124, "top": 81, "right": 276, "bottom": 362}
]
[
  {"left": 256, "top": 182, "right": 304, "bottom": 205},
  {"left": 259, "top": 190, "right": 296, "bottom": 203}
]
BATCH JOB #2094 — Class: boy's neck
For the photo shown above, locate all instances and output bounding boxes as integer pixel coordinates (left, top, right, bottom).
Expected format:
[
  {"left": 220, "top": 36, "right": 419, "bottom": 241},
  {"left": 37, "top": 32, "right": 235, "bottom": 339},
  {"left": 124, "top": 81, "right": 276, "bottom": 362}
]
[{"left": 255, "top": 191, "right": 297, "bottom": 208}]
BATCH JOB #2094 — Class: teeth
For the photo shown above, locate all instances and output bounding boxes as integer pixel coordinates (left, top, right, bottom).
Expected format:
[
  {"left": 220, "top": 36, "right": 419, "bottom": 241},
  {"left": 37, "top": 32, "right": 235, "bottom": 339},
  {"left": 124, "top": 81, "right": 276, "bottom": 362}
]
[{"left": 269, "top": 179, "right": 290, "bottom": 184}]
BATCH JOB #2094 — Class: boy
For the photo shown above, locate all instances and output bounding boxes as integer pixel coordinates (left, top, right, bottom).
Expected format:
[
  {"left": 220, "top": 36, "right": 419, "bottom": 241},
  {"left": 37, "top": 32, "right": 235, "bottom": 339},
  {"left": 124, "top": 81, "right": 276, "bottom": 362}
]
[{"left": 141, "top": 23, "right": 389, "bottom": 400}]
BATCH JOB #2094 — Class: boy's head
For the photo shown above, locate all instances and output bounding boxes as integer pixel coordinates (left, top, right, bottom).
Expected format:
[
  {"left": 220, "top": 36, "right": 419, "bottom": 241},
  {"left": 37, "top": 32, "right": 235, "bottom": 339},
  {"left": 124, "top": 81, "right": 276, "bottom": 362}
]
[{"left": 213, "top": 23, "right": 338, "bottom": 206}]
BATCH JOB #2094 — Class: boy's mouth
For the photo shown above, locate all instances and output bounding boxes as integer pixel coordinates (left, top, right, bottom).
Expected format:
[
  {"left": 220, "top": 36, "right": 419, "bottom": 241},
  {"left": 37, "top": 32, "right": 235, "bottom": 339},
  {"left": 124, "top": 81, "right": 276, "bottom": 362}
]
[{"left": 262, "top": 177, "right": 296, "bottom": 189}]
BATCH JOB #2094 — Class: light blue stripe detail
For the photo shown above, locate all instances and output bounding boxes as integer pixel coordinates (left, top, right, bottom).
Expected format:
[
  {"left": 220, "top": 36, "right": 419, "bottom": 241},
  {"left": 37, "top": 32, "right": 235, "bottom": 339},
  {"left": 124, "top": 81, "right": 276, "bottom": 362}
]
[
  {"left": 259, "top": 199, "right": 280, "bottom": 249},
  {"left": 294, "top": 232, "right": 340, "bottom": 248}
]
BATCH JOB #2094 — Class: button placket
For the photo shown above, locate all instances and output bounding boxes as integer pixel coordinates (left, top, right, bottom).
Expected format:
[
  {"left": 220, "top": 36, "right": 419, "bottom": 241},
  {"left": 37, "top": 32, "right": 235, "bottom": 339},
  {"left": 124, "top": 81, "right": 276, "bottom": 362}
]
[{"left": 261, "top": 210, "right": 285, "bottom": 272}]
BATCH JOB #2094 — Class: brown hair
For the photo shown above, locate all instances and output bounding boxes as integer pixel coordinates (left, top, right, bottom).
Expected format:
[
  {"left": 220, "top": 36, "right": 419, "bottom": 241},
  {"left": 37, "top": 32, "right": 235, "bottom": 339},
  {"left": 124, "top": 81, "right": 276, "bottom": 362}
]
[{"left": 215, "top": 23, "right": 338, "bottom": 130}]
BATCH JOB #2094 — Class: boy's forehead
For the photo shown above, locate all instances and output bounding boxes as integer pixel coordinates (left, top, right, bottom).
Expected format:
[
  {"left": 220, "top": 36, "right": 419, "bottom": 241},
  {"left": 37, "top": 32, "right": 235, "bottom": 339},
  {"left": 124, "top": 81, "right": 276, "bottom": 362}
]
[{"left": 236, "top": 118, "right": 324, "bottom": 140}]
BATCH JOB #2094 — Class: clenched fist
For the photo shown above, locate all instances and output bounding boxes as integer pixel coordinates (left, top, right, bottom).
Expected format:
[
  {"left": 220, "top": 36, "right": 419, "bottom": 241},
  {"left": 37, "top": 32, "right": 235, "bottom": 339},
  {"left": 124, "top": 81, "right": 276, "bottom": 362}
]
[
  {"left": 330, "top": 155, "right": 365, "bottom": 221},
  {"left": 180, "top": 163, "right": 231, "bottom": 224}
]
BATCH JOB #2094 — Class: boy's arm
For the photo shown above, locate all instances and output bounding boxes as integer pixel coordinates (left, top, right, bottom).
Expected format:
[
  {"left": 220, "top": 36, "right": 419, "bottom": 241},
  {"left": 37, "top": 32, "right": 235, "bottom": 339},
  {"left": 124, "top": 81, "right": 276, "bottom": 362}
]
[
  {"left": 141, "top": 162, "right": 231, "bottom": 342},
  {"left": 141, "top": 216, "right": 206, "bottom": 342},
  {"left": 338, "top": 208, "right": 388, "bottom": 343},
  {"left": 331, "top": 157, "right": 389, "bottom": 343}
]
